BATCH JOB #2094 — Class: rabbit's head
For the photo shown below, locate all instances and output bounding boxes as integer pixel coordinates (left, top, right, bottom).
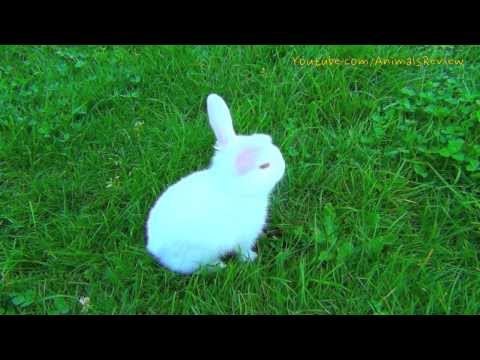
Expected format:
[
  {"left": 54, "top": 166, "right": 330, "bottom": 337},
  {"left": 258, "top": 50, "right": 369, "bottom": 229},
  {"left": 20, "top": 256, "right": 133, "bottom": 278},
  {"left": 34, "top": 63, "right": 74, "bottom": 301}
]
[{"left": 207, "top": 94, "right": 285, "bottom": 196}]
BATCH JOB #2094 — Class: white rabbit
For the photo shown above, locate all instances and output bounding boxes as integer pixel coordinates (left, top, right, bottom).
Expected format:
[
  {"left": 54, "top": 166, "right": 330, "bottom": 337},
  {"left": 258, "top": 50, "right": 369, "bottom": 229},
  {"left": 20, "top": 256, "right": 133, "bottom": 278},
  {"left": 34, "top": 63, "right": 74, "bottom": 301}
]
[{"left": 145, "top": 94, "right": 285, "bottom": 275}]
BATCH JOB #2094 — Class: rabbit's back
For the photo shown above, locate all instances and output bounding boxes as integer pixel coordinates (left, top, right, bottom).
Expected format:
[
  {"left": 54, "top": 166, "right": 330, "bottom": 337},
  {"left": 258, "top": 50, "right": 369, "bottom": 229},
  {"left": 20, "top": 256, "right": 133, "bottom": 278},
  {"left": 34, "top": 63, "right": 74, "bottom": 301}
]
[{"left": 146, "top": 170, "right": 265, "bottom": 273}]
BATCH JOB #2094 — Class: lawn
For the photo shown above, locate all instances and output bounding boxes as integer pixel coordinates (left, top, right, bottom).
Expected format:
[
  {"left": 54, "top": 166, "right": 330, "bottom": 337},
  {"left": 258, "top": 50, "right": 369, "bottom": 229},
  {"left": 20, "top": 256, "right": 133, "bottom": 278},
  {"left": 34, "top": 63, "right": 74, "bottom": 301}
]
[{"left": 1, "top": 45, "right": 479, "bottom": 314}]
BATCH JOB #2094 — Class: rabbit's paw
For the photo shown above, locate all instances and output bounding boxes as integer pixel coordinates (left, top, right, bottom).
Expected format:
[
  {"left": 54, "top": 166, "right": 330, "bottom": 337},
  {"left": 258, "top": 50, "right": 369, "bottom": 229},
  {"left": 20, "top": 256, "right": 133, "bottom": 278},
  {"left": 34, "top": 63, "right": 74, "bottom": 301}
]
[{"left": 206, "top": 260, "right": 226, "bottom": 271}]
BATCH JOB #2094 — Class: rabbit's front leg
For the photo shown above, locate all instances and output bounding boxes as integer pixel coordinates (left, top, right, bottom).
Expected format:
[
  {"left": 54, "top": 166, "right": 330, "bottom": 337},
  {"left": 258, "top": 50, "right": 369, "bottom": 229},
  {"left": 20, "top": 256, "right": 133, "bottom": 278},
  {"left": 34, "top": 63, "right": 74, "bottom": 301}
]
[{"left": 239, "top": 246, "right": 257, "bottom": 262}]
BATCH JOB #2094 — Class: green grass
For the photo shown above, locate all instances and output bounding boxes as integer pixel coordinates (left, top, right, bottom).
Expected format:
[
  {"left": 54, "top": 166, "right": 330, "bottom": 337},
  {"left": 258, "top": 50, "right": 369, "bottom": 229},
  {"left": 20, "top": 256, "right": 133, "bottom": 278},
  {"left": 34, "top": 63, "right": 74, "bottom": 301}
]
[{"left": 1, "top": 45, "right": 480, "bottom": 314}]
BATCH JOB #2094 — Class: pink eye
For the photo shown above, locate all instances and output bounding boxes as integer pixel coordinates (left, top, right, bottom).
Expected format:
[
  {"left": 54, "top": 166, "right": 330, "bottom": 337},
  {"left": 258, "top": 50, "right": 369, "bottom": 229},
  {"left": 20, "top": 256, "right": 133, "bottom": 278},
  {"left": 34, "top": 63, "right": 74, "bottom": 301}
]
[{"left": 259, "top": 162, "right": 270, "bottom": 169}]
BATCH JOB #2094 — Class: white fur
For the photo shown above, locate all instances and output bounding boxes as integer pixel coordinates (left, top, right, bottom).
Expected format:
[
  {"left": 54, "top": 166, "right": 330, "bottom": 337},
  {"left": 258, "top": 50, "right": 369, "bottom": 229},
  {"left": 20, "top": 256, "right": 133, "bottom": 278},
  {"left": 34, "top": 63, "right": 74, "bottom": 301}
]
[{"left": 145, "top": 94, "right": 285, "bottom": 274}]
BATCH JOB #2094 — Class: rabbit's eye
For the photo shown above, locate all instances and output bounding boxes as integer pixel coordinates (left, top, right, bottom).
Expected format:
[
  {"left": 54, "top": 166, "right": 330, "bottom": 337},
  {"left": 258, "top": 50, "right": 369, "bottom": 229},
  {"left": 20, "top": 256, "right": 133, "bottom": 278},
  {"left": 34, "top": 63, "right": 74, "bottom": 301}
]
[{"left": 259, "top": 162, "right": 270, "bottom": 169}]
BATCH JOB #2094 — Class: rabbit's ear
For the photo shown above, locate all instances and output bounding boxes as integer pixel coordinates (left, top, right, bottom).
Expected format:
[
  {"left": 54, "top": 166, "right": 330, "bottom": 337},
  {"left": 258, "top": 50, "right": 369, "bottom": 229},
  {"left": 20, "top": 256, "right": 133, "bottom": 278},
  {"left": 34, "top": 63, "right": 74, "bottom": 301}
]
[
  {"left": 235, "top": 147, "right": 259, "bottom": 175},
  {"left": 207, "top": 94, "right": 236, "bottom": 149}
]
